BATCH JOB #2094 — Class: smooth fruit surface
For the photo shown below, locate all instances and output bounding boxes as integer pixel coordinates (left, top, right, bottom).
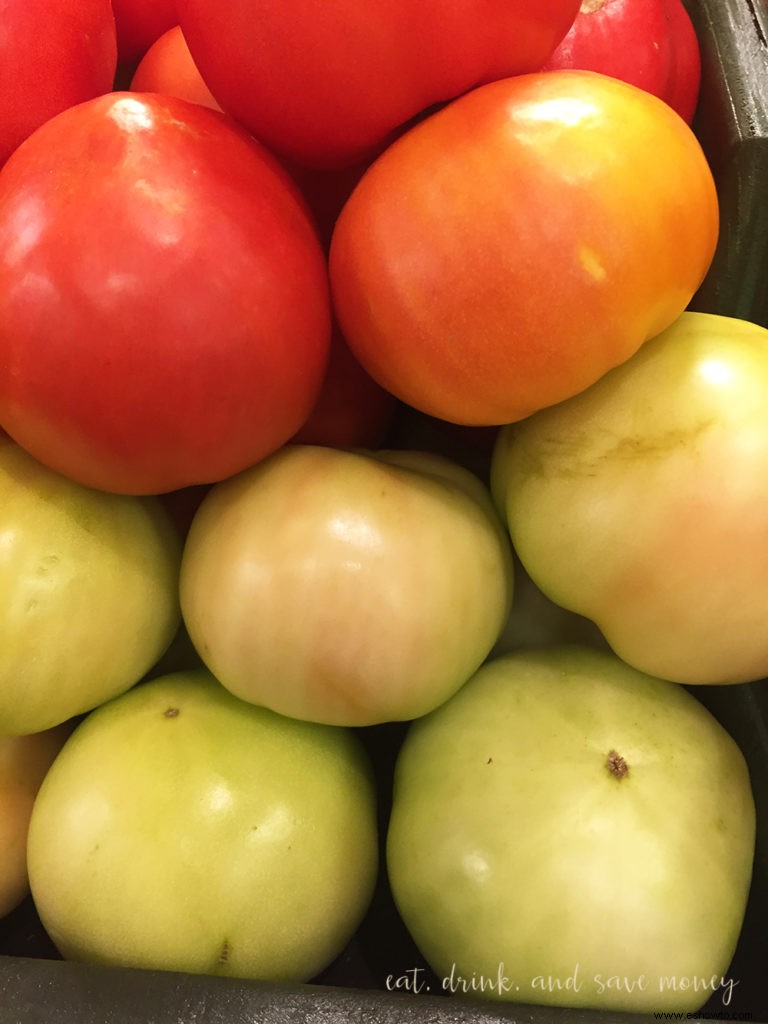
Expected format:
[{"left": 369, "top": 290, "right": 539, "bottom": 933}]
[
  {"left": 387, "top": 646, "right": 755, "bottom": 1013},
  {"left": 542, "top": 0, "right": 701, "bottom": 122},
  {"left": 492, "top": 312, "right": 768, "bottom": 685},
  {"left": 0, "top": 92, "right": 331, "bottom": 495},
  {"left": 176, "top": 0, "right": 582, "bottom": 168},
  {"left": 27, "top": 670, "right": 379, "bottom": 981},
  {"left": 0, "top": 0, "right": 117, "bottom": 166},
  {"left": 180, "top": 444, "right": 513, "bottom": 726},
  {"left": 0, "top": 434, "right": 181, "bottom": 734},
  {"left": 330, "top": 70, "right": 718, "bottom": 426}
]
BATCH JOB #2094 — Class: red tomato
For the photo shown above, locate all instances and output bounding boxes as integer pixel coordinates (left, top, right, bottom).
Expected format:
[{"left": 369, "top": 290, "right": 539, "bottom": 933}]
[
  {"left": 541, "top": 0, "right": 701, "bottom": 123},
  {"left": 130, "top": 25, "right": 221, "bottom": 111},
  {"left": 661, "top": 0, "right": 703, "bottom": 124},
  {"left": 0, "top": 93, "right": 332, "bottom": 495},
  {"left": 111, "top": 0, "right": 178, "bottom": 69},
  {"left": 292, "top": 327, "right": 397, "bottom": 449},
  {"left": 329, "top": 70, "right": 719, "bottom": 427},
  {"left": 175, "top": 0, "right": 582, "bottom": 169},
  {"left": 0, "top": 0, "right": 117, "bottom": 167}
]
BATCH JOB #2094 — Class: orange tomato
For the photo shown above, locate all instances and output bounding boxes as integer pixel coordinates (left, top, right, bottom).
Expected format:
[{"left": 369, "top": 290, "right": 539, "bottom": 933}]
[{"left": 329, "top": 70, "right": 718, "bottom": 426}]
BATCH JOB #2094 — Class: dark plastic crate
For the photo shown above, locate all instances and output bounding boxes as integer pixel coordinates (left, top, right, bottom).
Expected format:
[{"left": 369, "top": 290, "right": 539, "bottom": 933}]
[{"left": 2, "top": 0, "right": 768, "bottom": 1020}]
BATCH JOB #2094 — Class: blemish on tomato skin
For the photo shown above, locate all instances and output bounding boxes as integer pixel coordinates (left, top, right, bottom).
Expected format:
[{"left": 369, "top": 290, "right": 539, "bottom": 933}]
[
  {"left": 163, "top": 707, "right": 180, "bottom": 718},
  {"left": 577, "top": 245, "right": 606, "bottom": 281},
  {"left": 606, "top": 748, "right": 629, "bottom": 778}
]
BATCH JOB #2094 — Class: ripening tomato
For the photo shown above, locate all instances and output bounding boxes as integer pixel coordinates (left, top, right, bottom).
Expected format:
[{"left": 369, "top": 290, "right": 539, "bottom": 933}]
[
  {"left": 180, "top": 445, "right": 513, "bottom": 727},
  {"left": 330, "top": 70, "right": 719, "bottom": 427},
  {"left": 541, "top": 0, "right": 701, "bottom": 123},
  {"left": 175, "top": 0, "right": 582, "bottom": 169},
  {"left": 0, "top": 0, "right": 117, "bottom": 167},
  {"left": 130, "top": 25, "right": 221, "bottom": 111},
  {"left": 491, "top": 312, "right": 768, "bottom": 687},
  {"left": 0, "top": 92, "right": 332, "bottom": 495}
]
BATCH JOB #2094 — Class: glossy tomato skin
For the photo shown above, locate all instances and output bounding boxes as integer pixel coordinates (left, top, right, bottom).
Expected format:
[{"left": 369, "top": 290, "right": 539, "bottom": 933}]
[
  {"left": 0, "top": 0, "right": 117, "bottom": 167},
  {"left": 175, "top": 0, "right": 582, "bottom": 169},
  {"left": 662, "top": 0, "right": 703, "bottom": 124},
  {"left": 491, "top": 312, "right": 768, "bottom": 687},
  {"left": 0, "top": 92, "right": 332, "bottom": 495},
  {"left": 130, "top": 25, "right": 222, "bottom": 111},
  {"left": 541, "top": 0, "right": 701, "bottom": 123},
  {"left": 180, "top": 445, "right": 513, "bottom": 727},
  {"left": 387, "top": 647, "right": 755, "bottom": 1013},
  {"left": 27, "top": 670, "right": 379, "bottom": 982},
  {"left": 0, "top": 434, "right": 182, "bottom": 736},
  {"left": 330, "top": 70, "right": 718, "bottom": 427}
]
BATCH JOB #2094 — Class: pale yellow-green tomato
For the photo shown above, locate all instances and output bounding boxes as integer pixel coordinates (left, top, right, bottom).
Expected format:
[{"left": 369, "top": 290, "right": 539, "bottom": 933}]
[
  {"left": 27, "top": 669, "right": 379, "bottom": 982},
  {"left": 180, "top": 444, "right": 514, "bottom": 726},
  {"left": 387, "top": 646, "right": 756, "bottom": 1014},
  {"left": 492, "top": 311, "right": 768, "bottom": 685},
  {"left": 0, "top": 435, "right": 182, "bottom": 734}
]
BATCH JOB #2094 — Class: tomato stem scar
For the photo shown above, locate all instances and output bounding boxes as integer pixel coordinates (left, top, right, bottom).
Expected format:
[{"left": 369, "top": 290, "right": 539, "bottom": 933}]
[{"left": 606, "top": 749, "right": 629, "bottom": 778}]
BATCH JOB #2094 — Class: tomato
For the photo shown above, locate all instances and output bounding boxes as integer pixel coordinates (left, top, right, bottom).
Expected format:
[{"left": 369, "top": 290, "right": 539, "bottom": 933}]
[
  {"left": 175, "top": 0, "right": 582, "bottom": 169},
  {"left": 180, "top": 444, "right": 513, "bottom": 726},
  {"left": 0, "top": 92, "right": 332, "bottom": 495},
  {"left": 541, "top": 0, "right": 701, "bottom": 123},
  {"left": 111, "top": 0, "right": 177, "bottom": 69},
  {"left": 0, "top": 434, "right": 181, "bottom": 736},
  {"left": 329, "top": 70, "right": 718, "bottom": 427},
  {"left": 130, "top": 25, "right": 221, "bottom": 111},
  {"left": 661, "top": 0, "right": 703, "bottom": 124},
  {"left": 0, "top": 724, "right": 70, "bottom": 919},
  {"left": 27, "top": 670, "right": 379, "bottom": 981},
  {"left": 387, "top": 647, "right": 755, "bottom": 1013},
  {"left": 491, "top": 311, "right": 768, "bottom": 687},
  {"left": 0, "top": 0, "right": 117, "bottom": 167},
  {"left": 292, "top": 327, "right": 397, "bottom": 449}
]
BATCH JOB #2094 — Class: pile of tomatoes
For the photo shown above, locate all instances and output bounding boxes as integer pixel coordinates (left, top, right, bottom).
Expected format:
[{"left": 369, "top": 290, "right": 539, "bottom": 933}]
[
  {"left": 0, "top": 1, "right": 765, "bottom": 1018},
  {"left": 0, "top": 0, "right": 714, "bottom": 497}
]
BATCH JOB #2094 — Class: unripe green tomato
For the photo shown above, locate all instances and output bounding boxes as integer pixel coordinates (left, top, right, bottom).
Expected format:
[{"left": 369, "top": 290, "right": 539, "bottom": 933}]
[
  {"left": 27, "top": 669, "right": 379, "bottom": 982},
  {"left": 387, "top": 646, "right": 755, "bottom": 1014},
  {"left": 0, "top": 435, "right": 181, "bottom": 735}
]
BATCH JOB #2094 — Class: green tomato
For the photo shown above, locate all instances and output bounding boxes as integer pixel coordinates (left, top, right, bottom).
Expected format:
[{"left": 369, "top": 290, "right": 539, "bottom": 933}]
[
  {"left": 0, "top": 435, "right": 181, "bottom": 735},
  {"left": 27, "top": 669, "right": 379, "bottom": 982},
  {"left": 386, "top": 646, "right": 755, "bottom": 1014},
  {"left": 491, "top": 311, "right": 768, "bottom": 685},
  {"left": 180, "top": 443, "right": 513, "bottom": 726}
]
